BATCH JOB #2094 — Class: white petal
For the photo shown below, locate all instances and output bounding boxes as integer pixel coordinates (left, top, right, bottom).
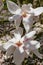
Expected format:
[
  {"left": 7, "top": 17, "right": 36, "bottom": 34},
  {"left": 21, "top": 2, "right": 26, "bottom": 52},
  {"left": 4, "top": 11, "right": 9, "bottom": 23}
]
[
  {"left": 22, "top": 3, "right": 32, "bottom": 12},
  {"left": 23, "top": 14, "right": 32, "bottom": 23},
  {"left": 25, "top": 31, "right": 36, "bottom": 39},
  {"left": 25, "top": 44, "right": 43, "bottom": 59},
  {"left": 22, "top": 39, "right": 42, "bottom": 59},
  {"left": 23, "top": 14, "right": 34, "bottom": 33},
  {"left": 36, "top": 43, "right": 40, "bottom": 49},
  {"left": 23, "top": 20, "right": 30, "bottom": 33},
  {"left": 21, "top": 31, "right": 36, "bottom": 43},
  {"left": 0, "top": 41, "right": 5, "bottom": 51},
  {"left": 25, "top": 49, "right": 30, "bottom": 55},
  {"left": 14, "top": 32, "right": 21, "bottom": 41},
  {"left": 9, "top": 15, "right": 22, "bottom": 27},
  {"left": 14, "top": 27, "right": 23, "bottom": 37},
  {"left": 6, "top": 46, "right": 16, "bottom": 56},
  {"left": 33, "top": 49, "right": 43, "bottom": 59},
  {"left": 3, "top": 38, "right": 16, "bottom": 50},
  {"left": 24, "top": 40, "right": 40, "bottom": 51},
  {"left": 6, "top": 0, "right": 21, "bottom": 14},
  {"left": 20, "top": 36, "right": 25, "bottom": 43},
  {"left": 14, "top": 15, "right": 22, "bottom": 28},
  {"left": 14, "top": 9, "right": 21, "bottom": 15},
  {"left": 9, "top": 38, "right": 16, "bottom": 43},
  {"left": 9, "top": 14, "right": 21, "bottom": 24},
  {"left": 0, "top": 45, "right": 5, "bottom": 51},
  {"left": 13, "top": 48, "right": 28, "bottom": 65},
  {"left": 28, "top": 3, "right": 32, "bottom": 7},
  {"left": 19, "top": 45, "right": 24, "bottom": 53},
  {"left": 22, "top": 4, "right": 29, "bottom": 11},
  {"left": 30, "top": 40, "right": 40, "bottom": 49},
  {"left": 23, "top": 42, "right": 42, "bottom": 59},
  {"left": 3, "top": 42, "right": 13, "bottom": 50},
  {"left": 8, "top": 16, "right": 14, "bottom": 21},
  {"left": 0, "top": 43, "right": 2, "bottom": 46},
  {"left": 34, "top": 7, "right": 43, "bottom": 16}
]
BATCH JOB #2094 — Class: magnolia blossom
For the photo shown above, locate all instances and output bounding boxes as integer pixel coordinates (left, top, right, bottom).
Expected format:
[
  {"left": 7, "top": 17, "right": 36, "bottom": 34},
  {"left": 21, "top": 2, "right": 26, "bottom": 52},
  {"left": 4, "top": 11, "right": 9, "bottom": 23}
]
[
  {"left": 0, "top": 30, "right": 42, "bottom": 65},
  {"left": 6, "top": 0, "right": 43, "bottom": 33}
]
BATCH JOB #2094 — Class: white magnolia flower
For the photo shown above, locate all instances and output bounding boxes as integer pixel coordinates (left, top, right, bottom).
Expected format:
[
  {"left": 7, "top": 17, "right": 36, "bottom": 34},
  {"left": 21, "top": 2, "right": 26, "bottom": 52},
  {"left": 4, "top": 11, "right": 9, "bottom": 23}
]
[
  {"left": 0, "top": 30, "right": 42, "bottom": 65},
  {"left": 6, "top": 0, "right": 43, "bottom": 33},
  {"left": 3, "top": 30, "right": 36, "bottom": 51}
]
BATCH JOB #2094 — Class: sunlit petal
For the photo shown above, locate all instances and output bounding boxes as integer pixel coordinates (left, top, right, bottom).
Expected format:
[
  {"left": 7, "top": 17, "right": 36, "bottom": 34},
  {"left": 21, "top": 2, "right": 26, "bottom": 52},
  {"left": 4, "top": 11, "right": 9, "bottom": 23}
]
[
  {"left": 0, "top": 44, "right": 5, "bottom": 51},
  {"left": 13, "top": 48, "right": 28, "bottom": 65},
  {"left": 22, "top": 3, "right": 32, "bottom": 12},
  {"left": 6, "top": 46, "right": 16, "bottom": 56},
  {"left": 19, "top": 44, "right": 24, "bottom": 53},
  {"left": 6, "top": 0, "right": 21, "bottom": 14},
  {"left": 3, "top": 38, "right": 16, "bottom": 50},
  {"left": 23, "top": 21, "right": 30, "bottom": 33},
  {"left": 23, "top": 14, "right": 34, "bottom": 32},
  {"left": 14, "top": 32, "right": 21, "bottom": 41},
  {"left": 22, "top": 4, "right": 29, "bottom": 11},
  {"left": 23, "top": 41, "right": 42, "bottom": 59},
  {"left": 33, "top": 49, "right": 43, "bottom": 59},
  {"left": 28, "top": 3, "right": 32, "bottom": 7},
  {"left": 33, "top": 7, "right": 43, "bottom": 16},
  {"left": 25, "top": 49, "right": 30, "bottom": 55},
  {"left": 14, "top": 27, "right": 23, "bottom": 37},
  {"left": 9, "top": 15, "right": 22, "bottom": 27},
  {"left": 14, "top": 15, "right": 22, "bottom": 28},
  {"left": 21, "top": 31, "right": 36, "bottom": 43},
  {"left": 8, "top": 16, "right": 14, "bottom": 21},
  {"left": 14, "top": 9, "right": 21, "bottom": 15},
  {"left": 25, "top": 31, "right": 36, "bottom": 39},
  {"left": 30, "top": 40, "right": 40, "bottom": 49}
]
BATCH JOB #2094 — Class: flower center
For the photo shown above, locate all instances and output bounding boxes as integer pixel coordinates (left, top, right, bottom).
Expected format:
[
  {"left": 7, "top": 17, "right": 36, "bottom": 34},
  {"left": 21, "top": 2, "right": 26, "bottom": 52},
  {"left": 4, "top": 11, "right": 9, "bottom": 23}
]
[
  {"left": 16, "top": 41, "right": 22, "bottom": 47},
  {"left": 22, "top": 12, "right": 27, "bottom": 17}
]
